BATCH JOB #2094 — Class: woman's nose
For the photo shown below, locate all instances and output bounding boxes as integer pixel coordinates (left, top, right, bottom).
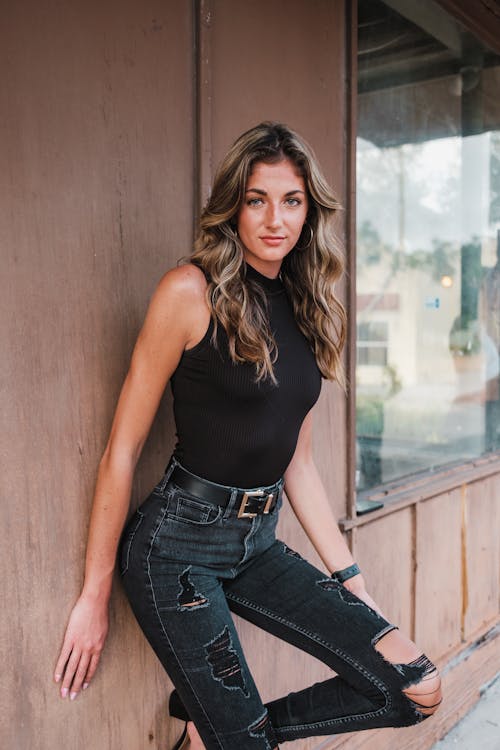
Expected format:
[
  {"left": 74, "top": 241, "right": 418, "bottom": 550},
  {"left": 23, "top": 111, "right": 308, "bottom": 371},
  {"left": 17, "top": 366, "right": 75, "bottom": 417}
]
[{"left": 265, "top": 203, "right": 283, "bottom": 228}]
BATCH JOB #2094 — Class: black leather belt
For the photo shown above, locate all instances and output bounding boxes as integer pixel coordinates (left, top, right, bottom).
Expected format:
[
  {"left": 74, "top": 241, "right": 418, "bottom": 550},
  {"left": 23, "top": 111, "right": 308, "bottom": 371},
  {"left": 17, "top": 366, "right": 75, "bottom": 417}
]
[{"left": 169, "top": 464, "right": 283, "bottom": 519}]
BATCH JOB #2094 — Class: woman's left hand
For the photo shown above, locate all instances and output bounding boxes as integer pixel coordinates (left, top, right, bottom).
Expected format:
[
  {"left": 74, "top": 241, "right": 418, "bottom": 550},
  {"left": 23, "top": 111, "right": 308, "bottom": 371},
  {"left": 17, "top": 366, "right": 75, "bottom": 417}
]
[{"left": 342, "top": 574, "right": 385, "bottom": 617}]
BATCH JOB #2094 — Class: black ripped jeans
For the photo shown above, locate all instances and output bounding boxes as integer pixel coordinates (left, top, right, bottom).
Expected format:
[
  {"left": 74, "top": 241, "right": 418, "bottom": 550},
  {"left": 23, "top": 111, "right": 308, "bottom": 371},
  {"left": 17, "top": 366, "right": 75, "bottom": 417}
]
[{"left": 120, "top": 458, "right": 435, "bottom": 749}]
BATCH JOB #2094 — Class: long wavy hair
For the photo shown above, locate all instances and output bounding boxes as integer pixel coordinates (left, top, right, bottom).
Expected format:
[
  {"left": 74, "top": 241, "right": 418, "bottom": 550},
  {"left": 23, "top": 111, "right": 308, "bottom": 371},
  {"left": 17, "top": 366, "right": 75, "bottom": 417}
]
[{"left": 189, "top": 121, "right": 346, "bottom": 387}]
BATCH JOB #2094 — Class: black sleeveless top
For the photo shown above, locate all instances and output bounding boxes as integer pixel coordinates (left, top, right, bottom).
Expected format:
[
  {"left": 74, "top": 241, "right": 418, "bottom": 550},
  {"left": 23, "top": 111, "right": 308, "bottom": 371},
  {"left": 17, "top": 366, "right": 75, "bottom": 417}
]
[{"left": 170, "top": 264, "right": 322, "bottom": 487}]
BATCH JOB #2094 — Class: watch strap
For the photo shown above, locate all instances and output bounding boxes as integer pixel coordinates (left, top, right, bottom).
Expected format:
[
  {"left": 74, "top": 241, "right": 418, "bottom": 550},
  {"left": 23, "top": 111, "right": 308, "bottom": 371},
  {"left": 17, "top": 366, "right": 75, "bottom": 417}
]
[{"left": 331, "top": 562, "right": 361, "bottom": 584}]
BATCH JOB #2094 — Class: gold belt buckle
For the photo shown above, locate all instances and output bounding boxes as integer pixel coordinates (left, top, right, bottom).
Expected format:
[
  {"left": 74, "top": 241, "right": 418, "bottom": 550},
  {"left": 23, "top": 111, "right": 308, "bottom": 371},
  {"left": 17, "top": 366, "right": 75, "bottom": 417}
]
[{"left": 238, "top": 489, "right": 275, "bottom": 518}]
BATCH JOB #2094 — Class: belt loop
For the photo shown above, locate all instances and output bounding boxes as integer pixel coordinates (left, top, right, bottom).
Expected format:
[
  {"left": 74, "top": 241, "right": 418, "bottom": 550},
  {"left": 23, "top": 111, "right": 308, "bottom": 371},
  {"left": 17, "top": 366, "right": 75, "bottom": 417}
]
[
  {"left": 222, "top": 487, "right": 239, "bottom": 519},
  {"left": 159, "top": 456, "right": 177, "bottom": 492}
]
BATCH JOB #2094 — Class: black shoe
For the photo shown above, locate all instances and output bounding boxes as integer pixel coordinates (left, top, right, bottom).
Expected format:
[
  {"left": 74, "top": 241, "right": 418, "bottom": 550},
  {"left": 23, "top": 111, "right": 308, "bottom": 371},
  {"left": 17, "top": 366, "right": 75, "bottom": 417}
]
[
  {"left": 169, "top": 690, "right": 190, "bottom": 722},
  {"left": 171, "top": 722, "right": 189, "bottom": 750}
]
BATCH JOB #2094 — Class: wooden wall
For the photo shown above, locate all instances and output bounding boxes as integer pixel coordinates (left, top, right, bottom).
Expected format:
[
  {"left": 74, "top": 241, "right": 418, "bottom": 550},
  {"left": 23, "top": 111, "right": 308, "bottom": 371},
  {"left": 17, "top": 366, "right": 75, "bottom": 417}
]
[
  {"left": 352, "top": 475, "right": 500, "bottom": 661},
  {"left": 2, "top": 1, "right": 499, "bottom": 749},
  {"left": 1, "top": 1, "right": 348, "bottom": 749},
  {"left": 329, "top": 471, "right": 500, "bottom": 750},
  {"left": 1, "top": 1, "right": 194, "bottom": 747}
]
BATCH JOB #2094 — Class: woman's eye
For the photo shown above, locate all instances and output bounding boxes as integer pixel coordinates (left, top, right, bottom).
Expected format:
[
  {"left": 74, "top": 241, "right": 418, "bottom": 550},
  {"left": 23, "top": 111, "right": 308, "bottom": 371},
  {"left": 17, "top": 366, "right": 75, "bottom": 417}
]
[
  {"left": 247, "top": 198, "right": 263, "bottom": 206},
  {"left": 285, "top": 198, "right": 301, "bottom": 207}
]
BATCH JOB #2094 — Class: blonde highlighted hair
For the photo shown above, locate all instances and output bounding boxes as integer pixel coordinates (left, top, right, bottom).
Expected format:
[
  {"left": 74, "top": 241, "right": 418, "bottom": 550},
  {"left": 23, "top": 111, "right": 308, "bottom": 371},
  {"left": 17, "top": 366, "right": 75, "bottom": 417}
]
[{"left": 189, "top": 121, "right": 346, "bottom": 387}]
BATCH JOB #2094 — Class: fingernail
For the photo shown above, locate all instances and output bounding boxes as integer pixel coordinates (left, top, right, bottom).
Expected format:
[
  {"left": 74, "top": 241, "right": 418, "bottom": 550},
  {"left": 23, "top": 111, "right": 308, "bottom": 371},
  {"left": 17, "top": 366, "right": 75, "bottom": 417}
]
[
  {"left": 54, "top": 674, "right": 61, "bottom": 683},
  {"left": 61, "top": 688, "right": 68, "bottom": 698},
  {"left": 70, "top": 692, "right": 77, "bottom": 701},
  {"left": 82, "top": 683, "right": 89, "bottom": 690}
]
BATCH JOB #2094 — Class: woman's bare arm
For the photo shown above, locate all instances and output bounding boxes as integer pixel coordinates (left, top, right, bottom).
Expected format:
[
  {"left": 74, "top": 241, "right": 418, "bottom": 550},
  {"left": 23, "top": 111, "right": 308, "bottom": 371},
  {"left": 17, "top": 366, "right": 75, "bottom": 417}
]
[
  {"left": 54, "top": 264, "right": 209, "bottom": 699},
  {"left": 283, "top": 410, "right": 383, "bottom": 614}
]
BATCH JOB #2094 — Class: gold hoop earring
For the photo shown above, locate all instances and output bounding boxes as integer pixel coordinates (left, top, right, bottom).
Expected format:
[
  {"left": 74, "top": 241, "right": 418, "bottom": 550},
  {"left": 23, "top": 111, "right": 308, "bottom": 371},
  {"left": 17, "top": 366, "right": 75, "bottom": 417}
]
[{"left": 297, "top": 223, "right": 314, "bottom": 250}]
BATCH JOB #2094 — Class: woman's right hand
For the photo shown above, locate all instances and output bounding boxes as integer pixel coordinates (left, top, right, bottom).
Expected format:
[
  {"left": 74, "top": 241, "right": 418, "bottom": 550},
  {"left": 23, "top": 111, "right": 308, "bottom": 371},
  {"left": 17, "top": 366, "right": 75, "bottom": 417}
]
[{"left": 54, "top": 593, "right": 109, "bottom": 700}]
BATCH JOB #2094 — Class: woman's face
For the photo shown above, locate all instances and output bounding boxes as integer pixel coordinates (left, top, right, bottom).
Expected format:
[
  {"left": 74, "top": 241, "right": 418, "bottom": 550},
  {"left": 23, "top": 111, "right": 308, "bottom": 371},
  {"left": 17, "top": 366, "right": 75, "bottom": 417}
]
[{"left": 237, "top": 158, "right": 308, "bottom": 278}]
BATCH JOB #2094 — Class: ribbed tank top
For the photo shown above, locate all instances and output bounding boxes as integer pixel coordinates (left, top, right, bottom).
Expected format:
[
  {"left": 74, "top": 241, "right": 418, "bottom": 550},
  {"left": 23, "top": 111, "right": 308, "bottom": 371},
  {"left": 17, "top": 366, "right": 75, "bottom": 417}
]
[{"left": 170, "top": 263, "right": 322, "bottom": 487}]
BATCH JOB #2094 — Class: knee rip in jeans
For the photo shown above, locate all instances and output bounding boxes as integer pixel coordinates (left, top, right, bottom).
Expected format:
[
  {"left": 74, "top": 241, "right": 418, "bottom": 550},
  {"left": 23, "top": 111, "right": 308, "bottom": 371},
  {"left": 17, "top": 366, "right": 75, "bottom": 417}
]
[
  {"left": 177, "top": 567, "right": 209, "bottom": 611},
  {"left": 373, "top": 628, "right": 442, "bottom": 719}
]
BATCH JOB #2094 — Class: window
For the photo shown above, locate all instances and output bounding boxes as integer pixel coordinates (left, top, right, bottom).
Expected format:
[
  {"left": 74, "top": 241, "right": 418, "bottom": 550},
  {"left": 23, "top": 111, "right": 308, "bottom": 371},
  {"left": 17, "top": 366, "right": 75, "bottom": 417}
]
[
  {"left": 356, "top": 0, "right": 500, "bottom": 493},
  {"left": 357, "top": 321, "right": 389, "bottom": 366}
]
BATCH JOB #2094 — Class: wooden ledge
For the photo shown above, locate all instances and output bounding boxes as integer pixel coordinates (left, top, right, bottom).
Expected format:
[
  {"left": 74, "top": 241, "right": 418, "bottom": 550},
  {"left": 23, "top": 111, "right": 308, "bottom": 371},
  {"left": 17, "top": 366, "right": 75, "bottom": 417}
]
[{"left": 339, "top": 453, "right": 500, "bottom": 530}]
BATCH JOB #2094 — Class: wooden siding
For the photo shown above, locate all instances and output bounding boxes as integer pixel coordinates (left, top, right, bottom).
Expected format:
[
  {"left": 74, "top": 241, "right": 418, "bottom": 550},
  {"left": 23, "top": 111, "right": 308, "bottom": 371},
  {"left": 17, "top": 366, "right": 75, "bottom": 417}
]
[
  {"left": 325, "top": 474, "right": 500, "bottom": 750},
  {"left": 1, "top": 1, "right": 194, "bottom": 748},
  {"left": 414, "top": 491, "right": 463, "bottom": 660},
  {"left": 462, "top": 478, "right": 500, "bottom": 639},
  {"left": 353, "top": 508, "right": 414, "bottom": 636}
]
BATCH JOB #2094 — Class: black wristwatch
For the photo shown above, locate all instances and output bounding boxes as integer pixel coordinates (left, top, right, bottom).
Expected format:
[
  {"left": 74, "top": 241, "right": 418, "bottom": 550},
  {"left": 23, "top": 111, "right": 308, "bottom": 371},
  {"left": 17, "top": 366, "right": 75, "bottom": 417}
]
[{"left": 330, "top": 563, "right": 361, "bottom": 584}]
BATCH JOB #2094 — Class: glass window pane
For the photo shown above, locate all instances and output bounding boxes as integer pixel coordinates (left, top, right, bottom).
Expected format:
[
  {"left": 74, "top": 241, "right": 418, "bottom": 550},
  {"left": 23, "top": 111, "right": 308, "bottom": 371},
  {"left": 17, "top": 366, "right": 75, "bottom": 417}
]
[{"left": 356, "top": 0, "right": 500, "bottom": 492}]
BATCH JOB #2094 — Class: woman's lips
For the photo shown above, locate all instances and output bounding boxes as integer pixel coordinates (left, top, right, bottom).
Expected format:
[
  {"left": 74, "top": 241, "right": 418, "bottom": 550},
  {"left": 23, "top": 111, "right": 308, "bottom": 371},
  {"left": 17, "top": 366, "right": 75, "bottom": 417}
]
[{"left": 260, "top": 236, "right": 285, "bottom": 246}]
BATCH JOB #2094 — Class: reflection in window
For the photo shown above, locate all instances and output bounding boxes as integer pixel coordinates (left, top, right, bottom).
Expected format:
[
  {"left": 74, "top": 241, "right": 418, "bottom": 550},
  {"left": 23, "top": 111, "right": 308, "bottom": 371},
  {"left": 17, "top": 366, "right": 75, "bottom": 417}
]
[
  {"left": 356, "top": 0, "right": 500, "bottom": 493},
  {"left": 357, "top": 321, "right": 389, "bottom": 366}
]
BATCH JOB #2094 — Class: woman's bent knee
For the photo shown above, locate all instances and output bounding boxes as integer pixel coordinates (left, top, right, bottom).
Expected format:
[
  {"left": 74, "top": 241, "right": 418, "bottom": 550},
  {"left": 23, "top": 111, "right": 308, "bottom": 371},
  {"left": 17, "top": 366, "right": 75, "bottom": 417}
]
[
  {"left": 374, "top": 630, "right": 442, "bottom": 721},
  {"left": 402, "top": 660, "right": 442, "bottom": 720}
]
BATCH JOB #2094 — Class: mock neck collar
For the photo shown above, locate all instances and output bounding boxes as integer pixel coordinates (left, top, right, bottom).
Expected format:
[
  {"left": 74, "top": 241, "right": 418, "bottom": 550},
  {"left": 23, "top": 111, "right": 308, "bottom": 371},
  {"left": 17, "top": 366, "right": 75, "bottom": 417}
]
[{"left": 245, "top": 262, "right": 284, "bottom": 294}]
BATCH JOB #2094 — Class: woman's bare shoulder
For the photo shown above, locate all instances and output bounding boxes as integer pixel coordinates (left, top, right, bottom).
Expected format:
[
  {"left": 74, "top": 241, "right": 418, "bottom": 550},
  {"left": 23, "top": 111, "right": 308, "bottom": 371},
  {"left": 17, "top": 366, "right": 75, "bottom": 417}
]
[
  {"left": 149, "top": 263, "right": 208, "bottom": 316},
  {"left": 148, "top": 263, "right": 210, "bottom": 348},
  {"left": 156, "top": 262, "right": 208, "bottom": 299}
]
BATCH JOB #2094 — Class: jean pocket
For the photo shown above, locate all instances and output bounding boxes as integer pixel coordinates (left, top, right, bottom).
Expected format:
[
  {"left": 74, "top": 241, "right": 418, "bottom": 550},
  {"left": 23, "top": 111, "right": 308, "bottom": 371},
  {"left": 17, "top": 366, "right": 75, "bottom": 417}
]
[
  {"left": 168, "top": 492, "right": 222, "bottom": 526},
  {"left": 119, "top": 509, "right": 144, "bottom": 575}
]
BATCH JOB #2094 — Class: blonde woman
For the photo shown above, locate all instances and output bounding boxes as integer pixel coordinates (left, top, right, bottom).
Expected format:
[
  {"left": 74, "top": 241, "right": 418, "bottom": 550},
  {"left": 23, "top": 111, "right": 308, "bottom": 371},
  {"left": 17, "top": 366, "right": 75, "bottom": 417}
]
[{"left": 55, "top": 122, "right": 442, "bottom": 749}]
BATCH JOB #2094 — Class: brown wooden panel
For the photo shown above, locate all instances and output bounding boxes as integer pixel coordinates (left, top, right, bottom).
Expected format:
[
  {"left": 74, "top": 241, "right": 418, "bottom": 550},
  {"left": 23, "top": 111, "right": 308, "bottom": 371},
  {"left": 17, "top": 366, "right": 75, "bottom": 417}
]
[
  {"left": 414, "top": 491, "right": 463, "bottom": 661},
  {"left": 462, "top": 476, "right": 500, "bottom": 638},
  {"left": 353, "top": 508, "right": 414, "bottom": 636},
  {"left": 207, "top": 0, "right": 346, "bottom": 191},
  {"left": 1, "top": 1, "right": 193, "bottom": 748}
]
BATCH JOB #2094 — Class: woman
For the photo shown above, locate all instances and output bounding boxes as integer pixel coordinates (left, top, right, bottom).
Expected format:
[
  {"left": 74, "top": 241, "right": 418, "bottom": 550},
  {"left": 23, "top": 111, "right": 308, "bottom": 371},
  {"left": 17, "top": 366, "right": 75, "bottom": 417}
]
[{"left": 54, "top": 122, "right": 442, "bottom": 749}]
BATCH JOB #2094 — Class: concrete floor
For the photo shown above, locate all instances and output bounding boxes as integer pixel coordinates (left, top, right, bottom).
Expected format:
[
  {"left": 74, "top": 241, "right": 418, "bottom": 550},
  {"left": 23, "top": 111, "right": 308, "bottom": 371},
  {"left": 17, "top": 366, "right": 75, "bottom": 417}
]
[{"left": 431, "top": 673, "right": 500, "bottom": 750}]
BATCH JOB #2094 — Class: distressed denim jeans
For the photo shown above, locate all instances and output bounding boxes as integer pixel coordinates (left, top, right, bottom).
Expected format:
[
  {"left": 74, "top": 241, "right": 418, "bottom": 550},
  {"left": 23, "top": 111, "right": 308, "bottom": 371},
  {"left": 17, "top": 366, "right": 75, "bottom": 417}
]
[{"left": 120, "top": 459, "right": 434, "bottom": 749}]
